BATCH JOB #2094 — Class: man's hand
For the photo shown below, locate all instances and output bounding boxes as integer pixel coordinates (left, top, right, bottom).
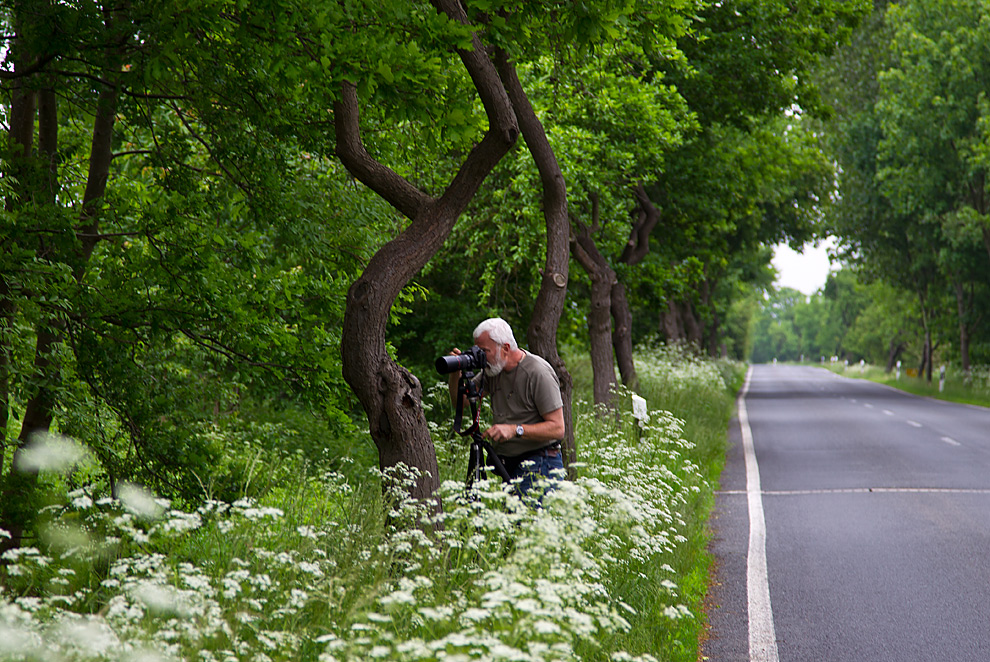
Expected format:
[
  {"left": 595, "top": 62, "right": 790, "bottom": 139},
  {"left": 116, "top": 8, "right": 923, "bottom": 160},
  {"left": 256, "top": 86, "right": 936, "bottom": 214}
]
[
  {"left": 484, "top": 409, "right": 564, "bottom": 446},
  {"left": 483, "top": 423, "right": 515, "bottom": 444}
]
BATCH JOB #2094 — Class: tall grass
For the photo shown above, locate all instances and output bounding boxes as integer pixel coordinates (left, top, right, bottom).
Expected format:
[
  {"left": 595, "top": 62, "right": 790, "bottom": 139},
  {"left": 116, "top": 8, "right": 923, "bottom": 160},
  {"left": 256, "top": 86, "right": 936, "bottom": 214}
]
[{"left": 0, "top": 347, "right": 743, "bottom": 661}]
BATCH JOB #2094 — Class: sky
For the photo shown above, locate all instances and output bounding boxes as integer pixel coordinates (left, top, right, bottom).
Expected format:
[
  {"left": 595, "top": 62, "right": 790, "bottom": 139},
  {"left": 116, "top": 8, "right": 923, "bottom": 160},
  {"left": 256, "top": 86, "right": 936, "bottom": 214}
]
[{"left": 771, "top": 237, "right": 836, "bottom": 295}]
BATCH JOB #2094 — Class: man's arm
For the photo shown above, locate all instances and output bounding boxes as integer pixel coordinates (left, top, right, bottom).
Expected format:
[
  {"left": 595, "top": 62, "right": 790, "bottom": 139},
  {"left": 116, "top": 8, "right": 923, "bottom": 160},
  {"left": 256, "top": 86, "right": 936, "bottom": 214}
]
[{"left": 483, "top": 407, "right": 564, "bottom": 444}]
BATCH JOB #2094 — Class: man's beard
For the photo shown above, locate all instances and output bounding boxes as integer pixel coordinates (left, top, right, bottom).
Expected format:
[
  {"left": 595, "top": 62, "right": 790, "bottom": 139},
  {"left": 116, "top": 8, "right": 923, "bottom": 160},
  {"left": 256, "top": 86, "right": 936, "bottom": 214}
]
[{"left": 484, "top": 347, "right": 507, "bottom": 377}]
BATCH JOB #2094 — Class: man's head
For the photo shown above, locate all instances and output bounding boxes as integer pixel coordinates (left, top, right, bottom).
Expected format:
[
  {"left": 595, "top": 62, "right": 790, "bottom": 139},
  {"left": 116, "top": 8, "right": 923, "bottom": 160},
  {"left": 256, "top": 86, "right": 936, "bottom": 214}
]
[{"left": 473, "top": 317, "right": 518, "bottom": 377}]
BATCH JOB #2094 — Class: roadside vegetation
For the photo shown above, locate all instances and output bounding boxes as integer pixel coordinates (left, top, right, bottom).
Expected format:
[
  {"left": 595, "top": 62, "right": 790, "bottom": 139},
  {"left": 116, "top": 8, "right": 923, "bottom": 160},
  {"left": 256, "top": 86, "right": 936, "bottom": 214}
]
[
  {"left": 821, "top": 361, "right": 990, "bottom": 409},
  {"left": 0, "top": 346, "right": 744, "bottom": 662}
]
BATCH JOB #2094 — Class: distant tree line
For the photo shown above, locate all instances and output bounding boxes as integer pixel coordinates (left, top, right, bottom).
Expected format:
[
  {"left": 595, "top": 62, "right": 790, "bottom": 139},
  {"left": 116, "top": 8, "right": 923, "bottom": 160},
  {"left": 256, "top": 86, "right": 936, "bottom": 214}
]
[{"left": 801, "top": 0, "right": 990, "bottom": 380}]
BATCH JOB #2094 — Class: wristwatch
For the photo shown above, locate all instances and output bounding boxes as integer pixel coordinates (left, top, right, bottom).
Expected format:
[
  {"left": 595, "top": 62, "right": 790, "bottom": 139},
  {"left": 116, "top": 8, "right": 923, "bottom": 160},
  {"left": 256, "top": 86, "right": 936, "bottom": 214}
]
[{"left": 515, "top": 424, "right": 524, "bottom": 437}]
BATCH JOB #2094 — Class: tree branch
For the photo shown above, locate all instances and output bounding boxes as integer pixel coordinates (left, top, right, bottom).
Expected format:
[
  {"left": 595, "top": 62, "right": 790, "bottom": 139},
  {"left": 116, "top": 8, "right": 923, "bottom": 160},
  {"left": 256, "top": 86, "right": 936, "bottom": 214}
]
[
  {"left": 620, "top": 182, "right": 661, "bottom": 265},
  {"left": 333, "top": 82, "right": 433, "bottom": 219}
]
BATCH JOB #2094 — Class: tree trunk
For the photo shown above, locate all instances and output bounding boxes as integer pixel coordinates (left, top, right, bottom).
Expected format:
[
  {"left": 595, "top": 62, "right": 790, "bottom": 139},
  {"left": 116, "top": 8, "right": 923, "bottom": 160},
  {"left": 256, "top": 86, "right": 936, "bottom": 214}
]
[
  {"left": 493, "top": 48, "right": 575, "bottom": 468},
  {"left": 698, "top": 278, "right": 720, "bottom": 357},
  {"left": 662, "top": 299, "right": 684, "bottom": 342},
  {"left": 917, "top": 329, "right": 932, "bottom": 383},
  {"left": 884, "top": 339, "right": 903, "bottom": 373},
  {"left": 917, "top": 289, "right": 934, "bottom": 383},
  {"left": 953, "top": 281, "right": 971, "bottom": 375},
  {"left": 337, "top": 3, "right": 518, "bottom": 503},
  {"left": 569, "top": 197, "right": 617, "bottom": 408},
  {"left": 610, "top": 281, "right": 638, "bottom": 389},
  {"left": 681, "top": 300, "right": 703, "bottom": 349},
  {"left": 609, "top": 183, "right": 661, "bottom": 388}
]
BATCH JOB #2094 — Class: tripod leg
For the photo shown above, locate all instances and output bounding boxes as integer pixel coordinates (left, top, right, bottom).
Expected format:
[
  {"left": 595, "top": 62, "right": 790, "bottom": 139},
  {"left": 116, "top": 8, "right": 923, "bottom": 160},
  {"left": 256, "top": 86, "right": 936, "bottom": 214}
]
[
  {"left": 484, "top": 443, "right": 513, "bottom": 484},
  {"left": 466, "top": 441, "right": 486, "bottom": 488}
]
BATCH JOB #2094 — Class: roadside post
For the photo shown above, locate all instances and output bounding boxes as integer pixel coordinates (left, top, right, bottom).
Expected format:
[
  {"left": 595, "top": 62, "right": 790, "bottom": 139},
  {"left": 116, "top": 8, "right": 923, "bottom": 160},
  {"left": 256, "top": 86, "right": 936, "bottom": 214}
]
[
  {"left": 631, "top": 393, "right": 648, "bottom": 441},
  {"left": 939, "top": 365, "right": 946, "bottom": 392},
  {"left": 896, "top": 360, "right": 901, "bottom": 380}
]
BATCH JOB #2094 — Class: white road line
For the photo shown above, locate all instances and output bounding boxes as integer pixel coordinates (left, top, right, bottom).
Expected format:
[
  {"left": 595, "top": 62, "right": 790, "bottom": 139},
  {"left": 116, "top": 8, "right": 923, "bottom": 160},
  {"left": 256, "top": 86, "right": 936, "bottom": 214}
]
[
  {"left": 941, "top": 436, "right": 961, "bottom": 446},
  {"left": 907, "top": 420, "right": 922, "bottom": 428},
  {"left": 720, "top": 487, "right": 990, "bottom": 496},
  {"left": 883, "top": 409, "right": 894, "bottom": 416},
  {"left": 739, "top": 367, "right": 779, "bottom": 662},
  {"left": 864, "top": 403, "right": 874, "bottom": 409}
]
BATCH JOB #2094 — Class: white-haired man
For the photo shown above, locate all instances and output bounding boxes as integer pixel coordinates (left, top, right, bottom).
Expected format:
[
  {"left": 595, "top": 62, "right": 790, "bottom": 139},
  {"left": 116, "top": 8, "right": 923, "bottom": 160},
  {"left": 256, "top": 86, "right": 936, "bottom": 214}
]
[{"left": 447, "top": 317, "right": 565, "bottom": 495}]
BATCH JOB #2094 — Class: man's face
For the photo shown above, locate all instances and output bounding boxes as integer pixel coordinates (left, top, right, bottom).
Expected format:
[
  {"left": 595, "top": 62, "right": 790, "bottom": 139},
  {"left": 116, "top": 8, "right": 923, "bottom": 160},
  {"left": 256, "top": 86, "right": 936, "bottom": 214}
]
[{"left": 476, "top": 332, "right": 507, "bottom": 377}]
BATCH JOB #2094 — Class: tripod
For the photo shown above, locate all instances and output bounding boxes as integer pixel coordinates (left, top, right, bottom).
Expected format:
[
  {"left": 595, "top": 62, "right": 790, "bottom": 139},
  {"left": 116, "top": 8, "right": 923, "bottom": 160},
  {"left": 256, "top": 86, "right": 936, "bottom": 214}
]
[{"left": 454, "top": 369, "right": 512, "bottom": 489}]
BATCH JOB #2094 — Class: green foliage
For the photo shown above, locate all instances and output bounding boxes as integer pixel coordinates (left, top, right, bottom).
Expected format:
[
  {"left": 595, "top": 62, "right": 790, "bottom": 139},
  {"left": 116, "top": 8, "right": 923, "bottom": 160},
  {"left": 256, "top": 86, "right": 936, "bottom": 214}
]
[
  {"left": 820, "top": 0, "right": 990, "bottom": 374},
  {"left": 669, "top": 0, "right": 871, "bottom": 127}
]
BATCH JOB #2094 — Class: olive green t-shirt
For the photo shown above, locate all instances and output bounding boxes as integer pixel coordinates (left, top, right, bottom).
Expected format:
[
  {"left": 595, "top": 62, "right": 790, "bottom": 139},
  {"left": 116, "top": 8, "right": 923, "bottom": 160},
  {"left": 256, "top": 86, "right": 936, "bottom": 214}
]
[{"left": 483, "top": 351, "right": 563, "bottom": 458}]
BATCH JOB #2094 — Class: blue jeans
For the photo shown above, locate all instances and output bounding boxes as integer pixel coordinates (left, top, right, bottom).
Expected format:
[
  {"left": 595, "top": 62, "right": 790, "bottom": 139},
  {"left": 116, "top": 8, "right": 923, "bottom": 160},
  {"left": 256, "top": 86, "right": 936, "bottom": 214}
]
[{"left": 500, "top": 447, "right": 565, "bottom": 498}]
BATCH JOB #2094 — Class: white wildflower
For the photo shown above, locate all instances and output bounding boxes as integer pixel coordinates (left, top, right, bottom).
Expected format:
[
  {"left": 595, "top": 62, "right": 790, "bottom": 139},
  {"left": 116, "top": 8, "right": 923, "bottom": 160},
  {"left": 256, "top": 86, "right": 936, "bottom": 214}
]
[
  {"left": 460, "top": 608, "right": 490, "bottom": 623},
  {"left": 130, "top": 581, "right": 191, "bottom": 617},
  {"left": 118, "top": 482, "right": 166, "bottom": 520},
  {"left": 297, "top": 561, "right": 323, "bottom": 577},
  {"left": 0, "top": 622, "right": 43, "bottom": 656},
  {"left": 55, "top": 616, "right": 120, "bottom": 656},
  {"left": 296, "top": 525, "right": 318, "bottom": 539},
  {"left": 18, "top": 432, "right": 90, "bottom": 472}
]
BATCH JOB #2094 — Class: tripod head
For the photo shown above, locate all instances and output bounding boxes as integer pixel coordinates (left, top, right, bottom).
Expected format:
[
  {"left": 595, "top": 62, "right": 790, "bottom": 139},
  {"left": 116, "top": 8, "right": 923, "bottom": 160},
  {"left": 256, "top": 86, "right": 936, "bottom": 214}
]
[{"left": 452, "top": 368, "right": 483, "bottom": 437}]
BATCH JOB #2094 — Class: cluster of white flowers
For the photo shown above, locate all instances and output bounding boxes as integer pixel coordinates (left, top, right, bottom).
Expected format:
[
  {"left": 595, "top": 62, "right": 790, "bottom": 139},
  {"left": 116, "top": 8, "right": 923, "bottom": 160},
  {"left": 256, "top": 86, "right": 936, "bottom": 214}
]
[
  {"left": 321, "top": 386, "right": 702, "bottom": 662},
  {"left": 0, "top": 356, "right": 714, "bottom": 662}
]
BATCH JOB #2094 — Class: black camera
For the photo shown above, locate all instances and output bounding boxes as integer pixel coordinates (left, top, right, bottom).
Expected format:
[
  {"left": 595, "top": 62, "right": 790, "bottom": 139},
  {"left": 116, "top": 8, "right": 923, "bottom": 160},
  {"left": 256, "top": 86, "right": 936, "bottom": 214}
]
[{"left": 435, "top": 345, "right": 487, "bottom": 374}]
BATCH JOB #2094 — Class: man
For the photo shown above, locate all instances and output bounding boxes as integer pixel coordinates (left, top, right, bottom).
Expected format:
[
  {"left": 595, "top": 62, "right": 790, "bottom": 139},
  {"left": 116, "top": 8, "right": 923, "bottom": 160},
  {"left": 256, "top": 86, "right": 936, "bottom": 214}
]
[{"left": 448, "top": 317, "right": 565, "bottom": 495}]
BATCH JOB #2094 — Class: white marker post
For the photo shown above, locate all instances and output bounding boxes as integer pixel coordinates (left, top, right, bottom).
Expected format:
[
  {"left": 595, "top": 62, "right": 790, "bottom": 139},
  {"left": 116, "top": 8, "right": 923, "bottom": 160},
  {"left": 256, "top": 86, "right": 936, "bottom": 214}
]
[{"left": 631, "top": 393, "right": 648, "bottom": 436}]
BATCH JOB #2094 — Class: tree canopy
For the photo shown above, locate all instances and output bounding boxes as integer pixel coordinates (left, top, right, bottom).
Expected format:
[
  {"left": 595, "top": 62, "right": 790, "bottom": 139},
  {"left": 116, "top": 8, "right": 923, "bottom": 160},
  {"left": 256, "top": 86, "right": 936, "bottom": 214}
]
[{"left": 1, "top": 0, "right": 874, "bottom": 545}]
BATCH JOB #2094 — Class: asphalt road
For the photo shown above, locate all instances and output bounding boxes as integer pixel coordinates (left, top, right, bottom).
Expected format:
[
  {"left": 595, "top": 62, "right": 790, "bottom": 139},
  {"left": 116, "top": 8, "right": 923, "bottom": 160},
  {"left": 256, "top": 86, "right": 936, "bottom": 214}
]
[{"left": 703, "top": 363, "right": 990, "bottom": 662}]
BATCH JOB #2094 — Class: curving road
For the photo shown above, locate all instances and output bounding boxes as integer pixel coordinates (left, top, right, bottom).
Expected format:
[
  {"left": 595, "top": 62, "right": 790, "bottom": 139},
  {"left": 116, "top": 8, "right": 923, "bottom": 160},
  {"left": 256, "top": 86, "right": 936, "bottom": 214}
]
[{"left": 703, "top": 364, "right": 990, "bottom": 662}]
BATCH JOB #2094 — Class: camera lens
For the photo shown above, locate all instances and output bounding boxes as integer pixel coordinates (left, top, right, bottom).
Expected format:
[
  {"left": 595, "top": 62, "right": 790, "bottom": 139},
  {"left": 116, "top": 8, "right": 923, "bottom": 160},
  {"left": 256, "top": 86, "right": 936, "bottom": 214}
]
[
  {"left": 435, "top": 346, "right": 486, "bottom": 374},
  {"left": 435, "top": 354, "right": 468, "bottom": 374}
]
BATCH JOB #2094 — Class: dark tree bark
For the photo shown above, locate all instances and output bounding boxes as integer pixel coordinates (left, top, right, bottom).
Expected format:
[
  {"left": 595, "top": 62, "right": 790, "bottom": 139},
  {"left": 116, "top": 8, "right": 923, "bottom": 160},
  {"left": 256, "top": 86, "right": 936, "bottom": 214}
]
[
  {"left": 661, "top": 299, "right": 704, "bottom": 350},
  {"left": 606, "top": 182, "right": 662, "bottom": 388},
  {"left": 609, "top": 281, "right": 637, "bottom": 390},
  {"left": 337, "top": 1, "right": 518, "bottom": 502},
  {"left": 682, "top": 300, "right": 703, "bottom": 348},
  {"left": 952, "top": 281, "right": 973, "bottom": 375},
  {"left": 621, "top": 182, "right": 661, "bottom": 266},
  {"left": 661, "top": 299, "right": 684, "bottom": 343},
  {"left": 570, "top": 194, "right": 617, "bottom": 408},
  {"left": 916, "top": 288, "right": 935, "bottom": 383},
  {"left": 493, "top": 48, "right": 576, "bottom": 468}
]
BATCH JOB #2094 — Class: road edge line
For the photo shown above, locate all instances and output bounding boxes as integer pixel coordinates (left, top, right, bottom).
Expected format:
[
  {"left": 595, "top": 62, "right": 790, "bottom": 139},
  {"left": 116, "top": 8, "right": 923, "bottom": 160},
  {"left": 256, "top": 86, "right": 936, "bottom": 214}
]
[{"left": 740, "top": 366, "right": 779, "bottom": 661}]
